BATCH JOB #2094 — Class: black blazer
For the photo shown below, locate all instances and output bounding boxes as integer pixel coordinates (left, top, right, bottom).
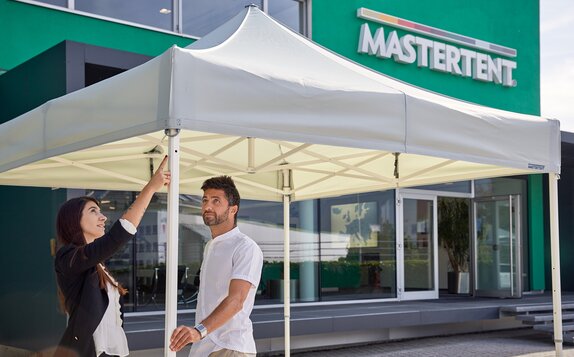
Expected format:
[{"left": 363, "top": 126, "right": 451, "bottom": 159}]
[{"left": 54, "top": 221, "right": 134, "bottom": 357}]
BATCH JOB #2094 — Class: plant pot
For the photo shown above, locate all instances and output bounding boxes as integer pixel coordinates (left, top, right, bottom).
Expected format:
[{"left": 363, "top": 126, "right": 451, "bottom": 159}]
[{"left": 447, "top": 271, "right": 469, "bottom": 294}]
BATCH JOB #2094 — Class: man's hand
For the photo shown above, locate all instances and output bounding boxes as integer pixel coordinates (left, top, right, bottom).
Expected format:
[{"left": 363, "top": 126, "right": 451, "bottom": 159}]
[
  {"left": 169, "top": 325, "right": 201, "bottom": 352},
  {"left": 169, "top": 280, "right": 251, "bottom": 352}
]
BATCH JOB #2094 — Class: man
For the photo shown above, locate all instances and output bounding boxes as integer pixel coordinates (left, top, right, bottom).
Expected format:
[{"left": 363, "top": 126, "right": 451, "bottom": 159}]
[{"left": 170, "top": 176, "right": 263, "bottom": 357}]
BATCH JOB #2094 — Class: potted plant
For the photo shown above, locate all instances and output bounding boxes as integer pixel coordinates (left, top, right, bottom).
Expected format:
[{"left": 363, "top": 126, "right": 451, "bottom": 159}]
[{"left": 438, "top": 197, "right": 470, "bottom": 294}]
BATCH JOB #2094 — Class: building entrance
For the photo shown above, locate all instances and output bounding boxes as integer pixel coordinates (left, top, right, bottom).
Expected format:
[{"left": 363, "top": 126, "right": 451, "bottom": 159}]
[
  {"left": 398, "top": 192, "right": 438, "bottom": 300},
  {"left": 473, "top": 195, "right": 522, "bottom": 298}
]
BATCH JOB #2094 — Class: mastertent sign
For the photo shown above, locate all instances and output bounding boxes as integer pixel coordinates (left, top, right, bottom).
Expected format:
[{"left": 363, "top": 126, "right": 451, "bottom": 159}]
[{"left": 357, "top": 8, "right": 517, "bottom": 87}]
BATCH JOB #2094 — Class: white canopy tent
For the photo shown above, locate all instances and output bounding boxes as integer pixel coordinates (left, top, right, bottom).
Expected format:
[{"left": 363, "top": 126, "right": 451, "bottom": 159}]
[{"left": 0, "top": 6, "right": 563, "bottom": 356}]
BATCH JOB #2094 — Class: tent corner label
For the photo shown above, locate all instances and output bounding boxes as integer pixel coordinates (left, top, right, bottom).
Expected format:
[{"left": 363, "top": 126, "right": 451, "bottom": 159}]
[{"left": 528, "top": 163, "right": 545, "bottom": 171}]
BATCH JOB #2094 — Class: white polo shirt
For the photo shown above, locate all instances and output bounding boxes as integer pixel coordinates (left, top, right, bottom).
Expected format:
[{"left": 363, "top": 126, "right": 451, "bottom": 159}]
[{"left": 190, "top": 227, "right": 263, "bottom": 356}]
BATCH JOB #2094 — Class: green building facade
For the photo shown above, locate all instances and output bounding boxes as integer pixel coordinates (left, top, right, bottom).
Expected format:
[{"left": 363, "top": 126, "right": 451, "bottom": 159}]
[{"left": 0, "top": 0, "right": 563, "bottom": 353}]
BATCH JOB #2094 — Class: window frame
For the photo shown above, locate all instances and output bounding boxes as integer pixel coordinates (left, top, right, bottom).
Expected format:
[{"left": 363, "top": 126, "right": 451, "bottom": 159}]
[{"left": 14, "top": 0, "right": 308, "bottom": 39}]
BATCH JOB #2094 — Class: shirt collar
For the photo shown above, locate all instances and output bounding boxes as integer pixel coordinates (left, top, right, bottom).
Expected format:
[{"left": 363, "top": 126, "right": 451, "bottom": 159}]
[{"left": 212, "top": 226, "right": 240, "bottom": 242}]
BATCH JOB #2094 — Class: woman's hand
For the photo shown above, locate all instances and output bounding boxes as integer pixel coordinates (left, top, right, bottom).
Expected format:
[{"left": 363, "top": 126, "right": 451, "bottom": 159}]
[
  {"left": 121, "top": 155, "right": 170, "bottom": 227},
  {"left": 146, "top": 155, "right": 171, "bottom": 192}
]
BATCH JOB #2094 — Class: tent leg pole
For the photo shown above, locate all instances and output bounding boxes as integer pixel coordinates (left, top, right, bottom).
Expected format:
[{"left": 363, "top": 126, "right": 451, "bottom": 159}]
[
  {"left": 283, "top": 169, "right": 291, "bottom": 357},
  {"left": 549, "top": 173, "right": 563, "bottom": 357},
  {"left": 164, "top": 129, "right": 180, "bottom": 357}
]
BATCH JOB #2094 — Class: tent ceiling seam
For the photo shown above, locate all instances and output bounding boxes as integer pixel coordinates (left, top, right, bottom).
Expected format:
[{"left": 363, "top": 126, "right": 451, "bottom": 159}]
[
  {"left": 254, "top": 142, "right": 313, "bottom": 171},
  {"left": 400, "top": 159, "right": 457, "bottom": 181},
  {"left": 195, "top": 137, "right": 245, "bottom": 165},
  {"left": 295, "top": 152, "right": 392, "bottom": 192},
  {"left": 49, "top": 157, "right": 147, "bottom": 185},
  {"left": 195, "top": 165, "right": 281, "bottom": 194},
  {"left": 272, "top": 140, "right": 392, "bottom": 181},
  {"left": 178, "top": 146, "right": 245, "bottom": 172},
  {"left": 295, "top": 167, "right": 389, "bottom": 182}
]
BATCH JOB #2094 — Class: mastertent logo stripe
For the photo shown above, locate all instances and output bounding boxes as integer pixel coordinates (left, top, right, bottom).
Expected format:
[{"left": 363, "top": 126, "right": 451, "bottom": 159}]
[{"left": 357, "top": 7, "right": 517, "bottom": 58}]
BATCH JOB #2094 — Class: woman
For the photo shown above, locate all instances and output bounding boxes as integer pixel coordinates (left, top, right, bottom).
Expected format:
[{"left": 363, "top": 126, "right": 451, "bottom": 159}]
[{"left": 54, "top": 156, "right": 170, "bottom": 357}]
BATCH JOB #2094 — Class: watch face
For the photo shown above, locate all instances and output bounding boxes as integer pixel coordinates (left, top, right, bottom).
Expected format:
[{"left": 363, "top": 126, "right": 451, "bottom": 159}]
[{"left": 195, "top": 324, "right": 207, "bottom": 338}]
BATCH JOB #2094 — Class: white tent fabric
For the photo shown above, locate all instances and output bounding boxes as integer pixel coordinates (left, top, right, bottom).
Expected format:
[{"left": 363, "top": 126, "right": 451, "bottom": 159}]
[
  {"left": 0, "top": 8, "right": 560, "bottom": 199},
  {"left": 0, "top": 5, "right": 563, "bottom": 356}
]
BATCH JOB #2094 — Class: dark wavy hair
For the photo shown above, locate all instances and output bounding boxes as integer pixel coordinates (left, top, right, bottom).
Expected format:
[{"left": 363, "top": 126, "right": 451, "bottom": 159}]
[
  {"left": 201, "top": 176, "right": 240, "bottom": 225},
  {"left": 56, "top": 197, "right": 127, "bottom": 313}
]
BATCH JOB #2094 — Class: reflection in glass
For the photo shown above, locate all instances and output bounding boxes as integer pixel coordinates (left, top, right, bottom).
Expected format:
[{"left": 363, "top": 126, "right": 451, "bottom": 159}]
[
  {"left": 476, "top": 199, "right": 510, "bottom": 291},
  {"left": 239, "top": 199, "right": 319, "bottom": 304},
  {"left": 34, "top": 0, "right": 67, "bottom": 7},
  {"left": 84, "top": 187, "right": 396, "bottom": 309},
  {"left": 475, "top": 176, "right": 528, "bottom": 291},
  {"left": 269, "top": 0, "right": 301, "bottom": 33},
  {"left": 182, "top": 0, "right": 262, "bottom": 37},
  {"left": 320, "top": 191, "right": 396, "bottom": 301},
  {"left": 475, "top": 197, "right": 520, "bottom": 297},
  {"left": 76, "top": 0, "right": 173, "bottom": 31},
  {"left": 415, "top": 181, "right": 471, "bottom": 193},
  {"left": 87, "top": 191, "right": 206, "bottom": 312},
  {"left": 31, "top": 0, "right": 303, "bottom": 38},
  {"left": 403, "top": 199, "right": 434, "bottom": 292}
]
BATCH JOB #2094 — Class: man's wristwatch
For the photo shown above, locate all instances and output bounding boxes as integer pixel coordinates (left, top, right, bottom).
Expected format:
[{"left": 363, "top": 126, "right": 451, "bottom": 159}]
[{"left": 194, "top": 323, "right": 208, "bottom": 339}]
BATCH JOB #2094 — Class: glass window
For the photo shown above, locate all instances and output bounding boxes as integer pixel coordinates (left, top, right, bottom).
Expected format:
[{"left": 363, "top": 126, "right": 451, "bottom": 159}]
[
  {"left": 403, "top": 198, "right": 435, "bottom": 292},
  {"left": 28, "top": 0, "right": 304, "bottom": 38},
  {"left": 268, "top": 0, "right": 301, "bottom": 33},
  {"left": 182, "top": 0, "right": 262, "bottom": 37},
  {"left": 239, "top": 199, "right": 320, "bottom": 304},
  {"left": 75, "top": 0, "right": 173, "bottom": 31},
  {"left": 87, "top": 189, "right": 321, "bottom": 311},
  {"left": 34, "top": 0, "right": 67, "bottom": 7},
  {"left": 83, "top": 187, "right": 397, "bottom": 310},
  {"left": 474, "top": 176, "right": 529, "bottom": 291},
  {"left": 415, "top": 181, "right": 472, "bottom": 194},
  {"left": 319, "top": 191, "right": 396, "bottom": 301},
  {"left": 88, "top": 190, "right": 206, "bottom": 312},
  {"left": 474, "top": 176, "right": 527, "bottom": 197}
]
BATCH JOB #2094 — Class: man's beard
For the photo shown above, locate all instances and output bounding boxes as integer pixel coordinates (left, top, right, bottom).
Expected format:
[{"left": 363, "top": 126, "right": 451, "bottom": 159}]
[{"left": 202, "top": 208, "right": 230, "bottom": 226}]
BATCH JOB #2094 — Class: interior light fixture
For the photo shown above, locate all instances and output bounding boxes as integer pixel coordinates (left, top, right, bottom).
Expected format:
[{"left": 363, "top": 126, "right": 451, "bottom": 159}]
[{"left": 159, "top": 8, "right": 172, "bottom": 14}]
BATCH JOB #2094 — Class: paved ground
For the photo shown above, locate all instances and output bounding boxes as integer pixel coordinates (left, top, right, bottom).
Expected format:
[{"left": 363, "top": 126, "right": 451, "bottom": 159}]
[
  {"left": 131, "top": 328, "right": 574, "bottom": 357},
  {"left": 290, "top": 329, "right": 574, "bottom": 357}
]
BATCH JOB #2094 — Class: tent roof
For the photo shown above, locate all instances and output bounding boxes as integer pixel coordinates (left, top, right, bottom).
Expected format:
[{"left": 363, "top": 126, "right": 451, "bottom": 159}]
[{"left": 0, "top": 6, "right": 560, "bottom": 201}]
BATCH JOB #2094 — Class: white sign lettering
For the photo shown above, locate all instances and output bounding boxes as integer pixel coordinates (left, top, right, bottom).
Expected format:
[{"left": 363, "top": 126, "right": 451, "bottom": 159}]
[{"left": 358, "top": 23, "right": 517, "bottom": 87}]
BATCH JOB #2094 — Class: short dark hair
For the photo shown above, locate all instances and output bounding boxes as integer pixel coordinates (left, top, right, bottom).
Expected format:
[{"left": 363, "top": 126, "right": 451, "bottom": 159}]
[{"left": 201, "top": 176, "right": 240, "bottom": 224}]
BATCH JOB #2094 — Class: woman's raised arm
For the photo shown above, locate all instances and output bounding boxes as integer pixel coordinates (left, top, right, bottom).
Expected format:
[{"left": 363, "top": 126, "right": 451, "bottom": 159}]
[{"left": 121, "top": 155, "right": 170, "bottom": 228}]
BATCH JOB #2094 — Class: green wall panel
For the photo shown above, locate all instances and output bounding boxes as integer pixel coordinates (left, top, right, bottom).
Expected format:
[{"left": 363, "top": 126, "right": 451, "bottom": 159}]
[
  {"left": 528, "top": 174, "right": 545, "bottom": 291},
  {"left": 0, "top": 186, "right": 67, "bottom": 351},
  {"left": 0, "top": 42, "right": 67, "bottom": 124},
  {"left": 0, "top": 0, "right": 194, "bottom": 71},
  {"left": 312, "top": 0, "right": 540, "bottom": 115}
]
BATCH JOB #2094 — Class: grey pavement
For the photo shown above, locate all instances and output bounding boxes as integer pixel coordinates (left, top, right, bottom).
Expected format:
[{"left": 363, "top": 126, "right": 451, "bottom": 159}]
[
  {"left": 290, "top": 329, "right": 574, "bottom": 357},
  {"left": 131, "top": 328, "right": 574, "bottom": 356}
]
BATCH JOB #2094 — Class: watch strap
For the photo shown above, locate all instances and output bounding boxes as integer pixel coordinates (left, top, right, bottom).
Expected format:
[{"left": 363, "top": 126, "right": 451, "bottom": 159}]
[{"left": 194, "top": 323, "right": 208, "bottom": 339}]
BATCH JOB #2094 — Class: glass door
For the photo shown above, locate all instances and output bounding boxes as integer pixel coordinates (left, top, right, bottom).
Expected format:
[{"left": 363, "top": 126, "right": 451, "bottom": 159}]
[
  {"left": 473, "top": 195, "right": 521, "bottom": 298},
  {"left": 398, "top": 192, "right": 438, "bottom": 300}
]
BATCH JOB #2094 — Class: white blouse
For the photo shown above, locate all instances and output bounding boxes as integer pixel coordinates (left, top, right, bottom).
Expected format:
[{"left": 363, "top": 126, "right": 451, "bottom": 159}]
[{"left": 93, "top": 271, "right": 129, "bottom": 356}]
